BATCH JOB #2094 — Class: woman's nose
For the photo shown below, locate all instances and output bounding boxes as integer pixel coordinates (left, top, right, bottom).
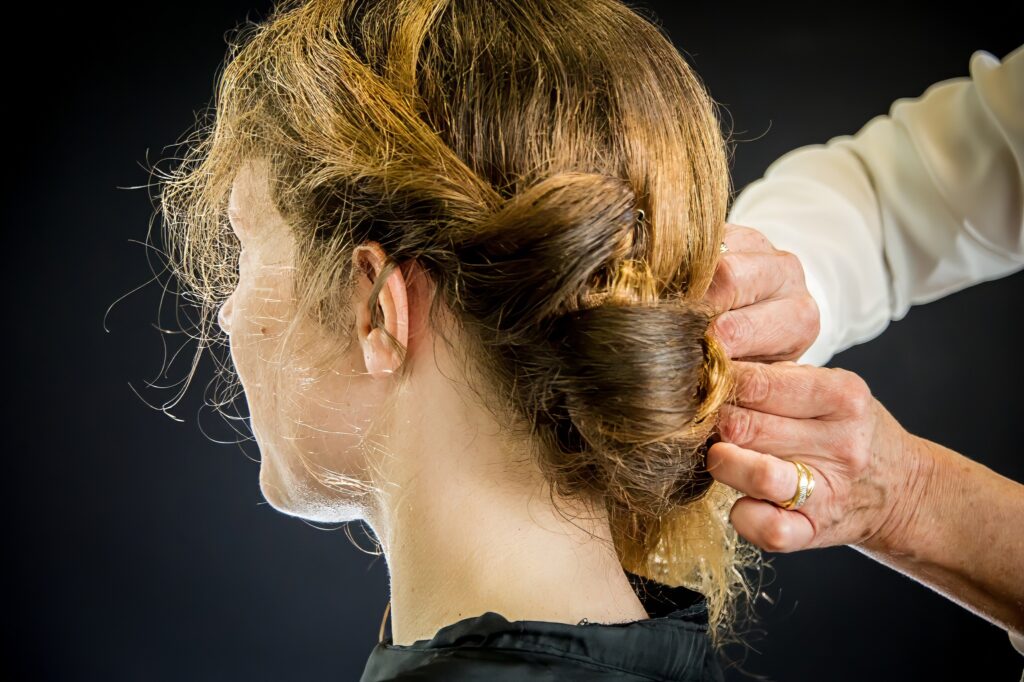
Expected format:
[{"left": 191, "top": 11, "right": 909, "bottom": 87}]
[{"left": 218, "top": 296, "right": 234, "bottom": 335}]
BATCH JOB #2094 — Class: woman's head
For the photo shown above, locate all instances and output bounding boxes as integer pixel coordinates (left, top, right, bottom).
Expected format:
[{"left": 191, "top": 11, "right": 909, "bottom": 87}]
[{"left": 161, "top": 0, "right": 747, "bottom": 628}]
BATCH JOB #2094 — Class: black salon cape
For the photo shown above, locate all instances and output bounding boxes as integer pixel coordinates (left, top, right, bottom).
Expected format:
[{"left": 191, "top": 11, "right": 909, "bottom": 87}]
[{"left": 360, "top": 572, "right": 724, "bottom": 681}]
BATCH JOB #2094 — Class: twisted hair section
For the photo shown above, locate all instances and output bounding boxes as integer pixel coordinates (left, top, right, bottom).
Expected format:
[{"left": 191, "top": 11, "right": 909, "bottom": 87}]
[{"left": 158, "top": 0, "right": 753, "bottom": 638}]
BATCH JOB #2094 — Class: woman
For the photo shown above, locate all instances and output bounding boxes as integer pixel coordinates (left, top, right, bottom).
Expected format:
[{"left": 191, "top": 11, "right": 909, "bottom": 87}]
[{"left": 161, "top": 0, "right": 753, "bottom": 678}]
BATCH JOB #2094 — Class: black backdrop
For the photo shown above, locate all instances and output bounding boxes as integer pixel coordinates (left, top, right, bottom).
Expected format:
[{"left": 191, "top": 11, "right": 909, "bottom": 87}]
[{"left": 7, "top": 2, "right": 1023, "bottom": 680}]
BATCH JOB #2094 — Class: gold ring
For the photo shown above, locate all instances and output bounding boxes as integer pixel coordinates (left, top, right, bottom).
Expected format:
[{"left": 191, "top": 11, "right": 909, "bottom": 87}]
[
  {"left": 719, "top": 241, "right": 729, "bottom": 254},
  {"left": 779, "top": 460, "right": 815, "bottom": 510}
]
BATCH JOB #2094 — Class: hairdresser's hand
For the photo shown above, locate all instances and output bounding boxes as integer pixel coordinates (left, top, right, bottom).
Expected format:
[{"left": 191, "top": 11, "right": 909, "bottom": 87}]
[
  {"left": 707, "top": 361, "right": 1024, "bottom": 637},
  {"left": 703, "top": 223, "right": 819, "bottom": 361},
  {"left": 706, "top": 361, "right": 920, "bottom": 553}
]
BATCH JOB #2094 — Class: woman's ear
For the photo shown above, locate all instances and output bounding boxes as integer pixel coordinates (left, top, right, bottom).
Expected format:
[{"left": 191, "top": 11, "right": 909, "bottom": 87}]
[{"left": 353, "top": 242, "right": 409, "bottom": 377}]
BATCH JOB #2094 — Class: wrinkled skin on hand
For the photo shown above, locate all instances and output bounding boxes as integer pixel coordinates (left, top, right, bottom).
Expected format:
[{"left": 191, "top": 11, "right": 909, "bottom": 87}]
[
  {"left": 702, "top": 223, "right": 923, "bottom": 553},
  {"left": 706, "top": 361, "right": 923, "bottom": 553},
  {"left": 704, "top": 223, "right": 820, "bottom": 362}
]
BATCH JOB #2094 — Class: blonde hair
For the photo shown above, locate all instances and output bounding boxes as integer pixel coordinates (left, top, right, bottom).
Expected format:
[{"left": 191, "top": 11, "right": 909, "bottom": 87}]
[{"left": 158, "top": 0, "right": 755, "bottom": 639}]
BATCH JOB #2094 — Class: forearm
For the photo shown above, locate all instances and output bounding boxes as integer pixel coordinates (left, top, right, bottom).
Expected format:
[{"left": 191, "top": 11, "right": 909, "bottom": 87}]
[{"left": 857, "top": 433, "right": 1024, "bottom": 635}]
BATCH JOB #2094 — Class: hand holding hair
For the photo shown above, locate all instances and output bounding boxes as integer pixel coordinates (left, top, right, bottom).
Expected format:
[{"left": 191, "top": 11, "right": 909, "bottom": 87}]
[
  {"left": 702, "top": 225, "right": 1024, "bottom": 639},
  {"left": 703, "top": 222, "right": 820, "bottom": 362}
]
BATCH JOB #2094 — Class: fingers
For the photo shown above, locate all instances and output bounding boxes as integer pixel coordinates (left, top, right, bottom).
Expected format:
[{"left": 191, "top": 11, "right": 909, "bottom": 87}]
[
  {"left": 717, "top": 404, "right": 836, "bottom": 455},
  {"left": 728, "top": 361, "right": 873, "bottom": 420},
  {"left": 708, "top": 441, "right": 821, "bottom": 552},
  {"left": 705, "top": 251, "right": 802, "bottom": 315},
  {"left": 704, "top": 224, "right": 820, "bottom": 361},
  {"left": 707, "top": 441, "right": 801, "bottom": 504},
  {"left": 710, "top": 295, "right": 819, "bottom": 360},
  {"left": 729, "top": 496, "right": 815, "bottom": 553}
]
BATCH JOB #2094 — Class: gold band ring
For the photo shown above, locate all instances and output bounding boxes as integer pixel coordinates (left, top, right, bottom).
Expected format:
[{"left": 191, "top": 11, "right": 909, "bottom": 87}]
[{"left": 779, "top": 460, "right": 815, "bottom": 510}]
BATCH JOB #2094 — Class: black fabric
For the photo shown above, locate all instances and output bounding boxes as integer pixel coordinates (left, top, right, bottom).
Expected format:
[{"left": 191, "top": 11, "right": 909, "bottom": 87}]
[{"left": 360, "top": 572, "right": 724, "bottom": 681}]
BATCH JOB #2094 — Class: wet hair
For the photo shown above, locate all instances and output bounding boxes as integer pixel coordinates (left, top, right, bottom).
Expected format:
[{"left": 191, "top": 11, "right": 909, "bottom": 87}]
[{"left": 158, "top": 0, "right": 754, "bottom": 636}]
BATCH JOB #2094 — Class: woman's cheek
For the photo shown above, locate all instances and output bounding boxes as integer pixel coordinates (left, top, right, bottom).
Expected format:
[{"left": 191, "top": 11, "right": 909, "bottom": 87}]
[{"left": 231, "top": 264, "right": 297, "bottom": 383}]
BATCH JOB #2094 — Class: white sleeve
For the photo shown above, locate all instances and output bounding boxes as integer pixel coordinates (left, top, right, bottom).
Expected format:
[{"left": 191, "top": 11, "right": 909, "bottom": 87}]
[
  {"left": 1012, "top": 630, "right": 1024, "bottom": 657},
  {"left": 727, "top": 44, "right": 1024, "bottom": 366}
]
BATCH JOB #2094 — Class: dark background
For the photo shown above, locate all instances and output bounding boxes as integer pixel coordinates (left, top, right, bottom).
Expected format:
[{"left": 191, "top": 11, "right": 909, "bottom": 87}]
[{"left": 7, "top": 1, "right": 1022, "bottom": 680}]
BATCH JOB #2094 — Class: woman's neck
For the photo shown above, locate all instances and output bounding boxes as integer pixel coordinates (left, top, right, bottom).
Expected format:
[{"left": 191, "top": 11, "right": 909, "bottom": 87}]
[
  {"left": 359, "top": 334, "right": 651, "bottom": 646},
  {"left": 368, "top": 405, "right": 647, "bottom": 647},
  {"left": 369, "top": 443, "right": 650, "bottom": 645}
]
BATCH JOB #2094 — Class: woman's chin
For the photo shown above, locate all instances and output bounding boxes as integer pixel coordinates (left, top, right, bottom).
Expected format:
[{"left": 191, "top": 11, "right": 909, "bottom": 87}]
[
  {"left": 258, "top": 454, "right": 366, "bottom": 524},
  {"left": 257, "top": 456, "right": 294, "bottom": 512}
]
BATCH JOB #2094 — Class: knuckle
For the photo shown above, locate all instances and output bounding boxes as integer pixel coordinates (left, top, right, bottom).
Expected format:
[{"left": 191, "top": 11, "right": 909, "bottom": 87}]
[
  {"left": 781, "top": 332, "right": 804, "bottom": 360},
  {"left": 848, "top": 446, "right": 870, "bottom": 474},
  {"left": 774, "top": 250, "right": 805, "bottom": 286},
  {"left": 729, "top": 224, "right": 754, "bottom": 239},
  {"left": 823, "top": 369, "right": 861, "bottom": 411},
  {"left": 741, "top": 226, "right": 773, "bottom": 251},
  {"left": 718, "top": 309, "right": 752, "bottom": 351},
  {"left": 799, "top": 294, "right": 821, "bottom": 336},
  {"left": 761, "top": 518, "right": 793, "bottom": 553},
  {"left": 711, "top": 316, "right": 736, "bottom": 351},
  {"left": 716, "top": 255, "right": 740, "bottom": 293},
  {"left": 834, "top": 370, "right": 872, "bottom": 415},
  {"left": 841, "top": 431, "right": 871, "bottom": 472},
  {"left": 712, "top": 314, "right": 736, "bottom": 347},
  {"left": 720, "top": 408, "right": 754, "bottom": 444},
  {"left": 752, "top": 456, "right": 782, "bottom": 495},
  {"left": 835, "top": 434, "right": 858, "bottom": 467},
  {"left": 739, "top": 363, "right": 772, "bottom": 405},
  {"left": 777, "top": 249, "right": 802, "bottom": 274}
]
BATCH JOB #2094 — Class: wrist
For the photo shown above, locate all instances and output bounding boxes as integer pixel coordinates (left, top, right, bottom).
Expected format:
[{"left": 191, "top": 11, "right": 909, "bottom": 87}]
[{"left": 858, "top": 422, "right": 941, "bottom": 557}]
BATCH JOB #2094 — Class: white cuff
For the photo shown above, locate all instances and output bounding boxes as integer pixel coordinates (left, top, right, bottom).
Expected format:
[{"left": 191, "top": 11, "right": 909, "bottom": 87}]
[{"left": 1010, "top": 629, "right": 1024, "bottom": 656}]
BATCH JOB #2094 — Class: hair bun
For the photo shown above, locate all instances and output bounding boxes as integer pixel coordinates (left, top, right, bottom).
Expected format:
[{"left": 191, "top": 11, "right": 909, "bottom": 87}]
[
  {"left": 544, "top": 302, "right": 729, "bottom": 516},
  {"left": 447, "top": 171, "right": 733, "bottom": 520}
]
